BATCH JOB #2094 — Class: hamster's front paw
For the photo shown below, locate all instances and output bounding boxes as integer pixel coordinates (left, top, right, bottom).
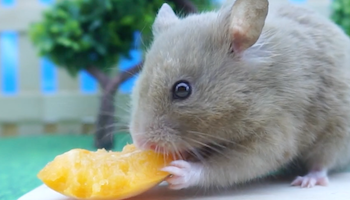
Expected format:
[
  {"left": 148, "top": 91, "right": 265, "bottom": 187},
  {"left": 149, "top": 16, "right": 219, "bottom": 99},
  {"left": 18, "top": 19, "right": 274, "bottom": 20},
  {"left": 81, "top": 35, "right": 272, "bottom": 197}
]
[{"left": 161, "top": 160, "right": 203, "bottom": 190}]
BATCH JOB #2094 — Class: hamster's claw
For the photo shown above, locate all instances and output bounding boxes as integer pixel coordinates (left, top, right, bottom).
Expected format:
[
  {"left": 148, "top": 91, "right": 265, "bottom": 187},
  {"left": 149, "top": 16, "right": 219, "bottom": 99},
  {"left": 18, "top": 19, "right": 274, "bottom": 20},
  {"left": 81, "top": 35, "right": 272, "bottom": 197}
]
[
  {"left": 291, "top": 169, "right": 329, "bottom": 188},
  {"left": 161, "top": 160, "right": 203, "bottom": 190}
]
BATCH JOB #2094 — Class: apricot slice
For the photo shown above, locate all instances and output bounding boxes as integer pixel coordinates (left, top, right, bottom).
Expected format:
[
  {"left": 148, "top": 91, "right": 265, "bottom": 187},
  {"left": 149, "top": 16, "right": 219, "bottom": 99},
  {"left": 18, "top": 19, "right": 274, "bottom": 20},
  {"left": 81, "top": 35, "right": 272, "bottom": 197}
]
[{"left": 37, "top": 144, "right": 174, "bottom": 200}]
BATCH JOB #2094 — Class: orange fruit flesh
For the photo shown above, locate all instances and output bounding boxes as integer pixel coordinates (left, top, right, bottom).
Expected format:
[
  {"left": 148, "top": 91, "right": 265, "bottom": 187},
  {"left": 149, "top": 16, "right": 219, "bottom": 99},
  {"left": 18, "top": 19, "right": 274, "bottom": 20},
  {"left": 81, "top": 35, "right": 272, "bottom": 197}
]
[{"left": 37, "top": 144, "right": 174, "bottom": 200}]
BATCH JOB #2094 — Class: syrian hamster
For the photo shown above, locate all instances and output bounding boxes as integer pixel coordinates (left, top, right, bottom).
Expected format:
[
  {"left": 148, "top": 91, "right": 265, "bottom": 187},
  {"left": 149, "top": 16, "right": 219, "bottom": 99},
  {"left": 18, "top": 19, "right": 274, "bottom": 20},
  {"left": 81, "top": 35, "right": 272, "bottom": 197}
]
[{"left": 129, "top": 0, "right": 350, "bottom": 190}]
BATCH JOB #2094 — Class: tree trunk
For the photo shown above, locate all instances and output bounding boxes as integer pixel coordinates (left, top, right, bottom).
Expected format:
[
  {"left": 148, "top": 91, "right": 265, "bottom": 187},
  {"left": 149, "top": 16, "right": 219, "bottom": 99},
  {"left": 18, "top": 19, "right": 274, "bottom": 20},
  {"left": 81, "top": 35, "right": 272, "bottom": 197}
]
[
  {"left": 86, "top": 62, "right": 143, "bottom": 150},
  {"left": 94, "top": 89, "right": 117, "bottom": 149}
]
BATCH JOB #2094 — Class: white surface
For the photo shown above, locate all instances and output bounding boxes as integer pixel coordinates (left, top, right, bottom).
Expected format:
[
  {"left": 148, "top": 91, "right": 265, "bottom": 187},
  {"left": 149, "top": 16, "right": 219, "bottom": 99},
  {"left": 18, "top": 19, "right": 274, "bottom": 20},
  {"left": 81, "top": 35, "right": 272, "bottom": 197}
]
[{"left": 19, "top": 173, "right": 350, "bottom": 200}]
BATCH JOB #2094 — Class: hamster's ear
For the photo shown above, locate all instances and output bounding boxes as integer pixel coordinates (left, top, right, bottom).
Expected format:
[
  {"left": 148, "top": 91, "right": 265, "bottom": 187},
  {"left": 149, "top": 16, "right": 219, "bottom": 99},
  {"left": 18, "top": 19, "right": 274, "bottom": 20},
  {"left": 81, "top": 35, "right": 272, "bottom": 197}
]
[
  {"left": 228, "top": 0, "right": 269, "bottom": 54},
  {"left": 152, "top": 3, "right": 179, "bottom": 36}
]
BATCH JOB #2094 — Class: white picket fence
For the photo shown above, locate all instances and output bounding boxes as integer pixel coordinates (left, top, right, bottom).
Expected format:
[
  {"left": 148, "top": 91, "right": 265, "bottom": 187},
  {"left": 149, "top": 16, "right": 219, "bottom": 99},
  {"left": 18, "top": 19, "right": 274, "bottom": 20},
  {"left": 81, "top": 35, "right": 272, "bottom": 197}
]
[{"left": 0, "top": 0, "right": 333, "bottom": 137}]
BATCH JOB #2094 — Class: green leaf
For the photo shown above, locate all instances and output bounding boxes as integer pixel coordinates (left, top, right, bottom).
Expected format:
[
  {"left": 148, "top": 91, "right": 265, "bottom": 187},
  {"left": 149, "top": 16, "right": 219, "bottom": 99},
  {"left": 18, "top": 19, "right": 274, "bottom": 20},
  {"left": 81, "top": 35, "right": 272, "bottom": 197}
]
[
  {"left": 89, "top": 19, "right": 102, "bottom": 31},
  {"left": 28, "top": 0, "right": 214, "bottom": 77},
  {"left": 120, "top": 16, "right": 134, "bottom": 25},
  {"left": 331, "top": 0, "right": 350, "bottom": 37}
]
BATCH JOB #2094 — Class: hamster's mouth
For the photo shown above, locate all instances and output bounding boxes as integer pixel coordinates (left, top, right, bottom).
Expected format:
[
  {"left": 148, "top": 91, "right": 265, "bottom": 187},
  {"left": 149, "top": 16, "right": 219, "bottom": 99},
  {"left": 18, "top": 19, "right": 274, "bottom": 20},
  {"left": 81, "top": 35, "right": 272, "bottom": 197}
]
[{"left": 183, "top": 142, "right": 229, "bottom": 162}]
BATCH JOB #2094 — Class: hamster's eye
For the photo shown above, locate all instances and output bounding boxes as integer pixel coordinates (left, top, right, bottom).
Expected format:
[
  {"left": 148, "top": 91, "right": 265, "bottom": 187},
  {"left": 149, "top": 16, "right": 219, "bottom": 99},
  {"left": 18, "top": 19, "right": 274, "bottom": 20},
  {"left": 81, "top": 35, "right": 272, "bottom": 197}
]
[{"left": 172, "top": 80, "right": 192, "bottom": 100}]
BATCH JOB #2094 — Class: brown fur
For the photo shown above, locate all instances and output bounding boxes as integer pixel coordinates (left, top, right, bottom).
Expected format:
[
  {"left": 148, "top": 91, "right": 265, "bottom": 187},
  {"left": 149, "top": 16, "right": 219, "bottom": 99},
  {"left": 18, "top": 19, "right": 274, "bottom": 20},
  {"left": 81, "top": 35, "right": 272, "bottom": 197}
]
[{"left": 129, "top": 0, "right": 350, "bottom": 188}]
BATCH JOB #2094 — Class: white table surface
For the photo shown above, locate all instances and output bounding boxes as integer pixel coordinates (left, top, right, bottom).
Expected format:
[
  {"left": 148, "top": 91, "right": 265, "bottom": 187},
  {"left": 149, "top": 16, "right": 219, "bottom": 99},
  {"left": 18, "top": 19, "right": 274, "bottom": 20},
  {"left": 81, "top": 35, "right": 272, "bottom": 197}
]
[{"left": 18, "top": 172, "right": 350, "bottom": 200}]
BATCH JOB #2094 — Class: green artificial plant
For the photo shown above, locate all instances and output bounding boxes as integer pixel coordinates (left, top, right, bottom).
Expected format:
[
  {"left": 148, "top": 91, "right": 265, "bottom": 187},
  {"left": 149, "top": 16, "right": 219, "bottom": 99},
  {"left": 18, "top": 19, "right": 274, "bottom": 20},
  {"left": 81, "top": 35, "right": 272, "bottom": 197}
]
[
  {"left": 331, "top": 0, "right": 350, "bottom": 36},
  {"left": 29, "top": 0, "right": 215, "bottom": 150}
]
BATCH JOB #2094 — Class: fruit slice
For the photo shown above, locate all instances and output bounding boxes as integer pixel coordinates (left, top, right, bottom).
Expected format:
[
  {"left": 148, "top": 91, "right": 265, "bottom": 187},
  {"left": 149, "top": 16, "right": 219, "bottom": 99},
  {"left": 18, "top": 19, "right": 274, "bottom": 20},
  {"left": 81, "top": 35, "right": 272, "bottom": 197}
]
[{"left": 37, "top": 144, "right": 174, "bottom": 200}]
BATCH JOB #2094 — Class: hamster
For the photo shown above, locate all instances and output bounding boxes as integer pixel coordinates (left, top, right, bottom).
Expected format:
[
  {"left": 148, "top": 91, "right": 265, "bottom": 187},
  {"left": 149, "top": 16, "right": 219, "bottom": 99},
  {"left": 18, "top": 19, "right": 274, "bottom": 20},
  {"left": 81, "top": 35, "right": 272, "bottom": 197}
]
[{"left": 129, "top": 0, "right": 350, "bottom": 190}]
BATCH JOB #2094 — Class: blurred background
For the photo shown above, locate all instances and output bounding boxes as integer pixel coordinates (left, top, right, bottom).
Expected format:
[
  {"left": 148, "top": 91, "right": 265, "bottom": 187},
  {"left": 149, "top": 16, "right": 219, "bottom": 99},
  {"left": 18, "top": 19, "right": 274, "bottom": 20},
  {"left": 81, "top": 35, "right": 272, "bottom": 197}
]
[{"left": 0, "top": 0, "right": 348, "bottom": 199}]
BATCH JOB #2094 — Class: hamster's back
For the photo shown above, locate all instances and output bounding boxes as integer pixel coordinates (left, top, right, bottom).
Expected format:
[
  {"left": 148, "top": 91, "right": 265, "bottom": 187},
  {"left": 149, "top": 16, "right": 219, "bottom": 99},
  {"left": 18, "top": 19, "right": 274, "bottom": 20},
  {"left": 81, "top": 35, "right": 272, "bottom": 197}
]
[
  {"left": 264, "top": 2, "right": 350, "bottom": 70},
  {"left": 261, "top": 1, "right": 350, "bottom": 165}
]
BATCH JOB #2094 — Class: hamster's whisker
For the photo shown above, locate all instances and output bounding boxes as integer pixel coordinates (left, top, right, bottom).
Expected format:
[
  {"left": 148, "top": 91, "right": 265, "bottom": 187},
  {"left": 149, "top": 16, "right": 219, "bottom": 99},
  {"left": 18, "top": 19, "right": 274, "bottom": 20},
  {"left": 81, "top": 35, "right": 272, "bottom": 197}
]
[
  {"left": 77, "top": 124, "right": 122, "bottom": 136},
  {"left": 155, "top": 145, "right": 161, "bottom": 161},
  {"left": 110, "top": 123, "right": 129, "bottom": 129},
  {"left": 179, "top": 140, "right": 207, "bottom": 163},
  {"left": 170, "top": 143, "right": 178, "bottom": 161},
  {"left": 184, "top": 147, "right": 199, "bottom": 161},
  {"left": 188, "top": 138, "right": 225, "bottom": 153},
  {"left": 172, "top": 142, "right": 184, "bottom": 160},
  {"left": 94, "top": 129, "right": 117, "bottom": 144},
  {"left": 113, "top": 103, "right": 132, "bottom": 113},
  {"left": 116, "top": 114, "right": 131, "bottom": 120},
  {"left": 120, "top": 69, "right": 141, "bottom": 79},
  {"left": 92, "top": 123, "right": 120, "bottom": 134},
  {"left": 188, "top": 130, "right": 251, "bottom": 151},
  {"left": 93, "top": 123, "right": 128, "bottom": 138},
  {"left": 190, "top": 148, "right": 207, "bottom": 164},
  {"left": 97, "top": 111, "right": 118, "bottom": 118},
  {"left": 130, "top": 132, "right": 144, "bottom": 136},
  {"left": 185, "top": 137, "right": 230, "bottom": 159},
  {"left": 138, "top": 24, "right": 150, "bottom": 49},
  {"left": 112, "top": 123, "right": 129, "bottom": 128},
  {"left": 115, "top": 98, "right": 132, "bottom": 107},
  {"left": 192, "top": 134, "right": 228, "bottom": 149},
  {"left": 187, "top": 130, "right": 231, "bottom": 143},
  {"left": 101, "top": 66, "right": 141, "bottom": 82},
  {"left": 95, "top": 120, "right": 130, "bottom": 135},
  {"left": 113, "top": 129, "right": 130, "bottom": 133}
]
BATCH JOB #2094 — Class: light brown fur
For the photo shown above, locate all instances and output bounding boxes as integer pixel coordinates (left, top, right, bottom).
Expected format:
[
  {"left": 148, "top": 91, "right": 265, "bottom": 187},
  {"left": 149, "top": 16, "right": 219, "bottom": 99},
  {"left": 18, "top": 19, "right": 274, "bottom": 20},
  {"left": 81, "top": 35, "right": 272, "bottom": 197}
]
[{"left": 129, "top": 0, "right": 350, "bottom": 188}]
